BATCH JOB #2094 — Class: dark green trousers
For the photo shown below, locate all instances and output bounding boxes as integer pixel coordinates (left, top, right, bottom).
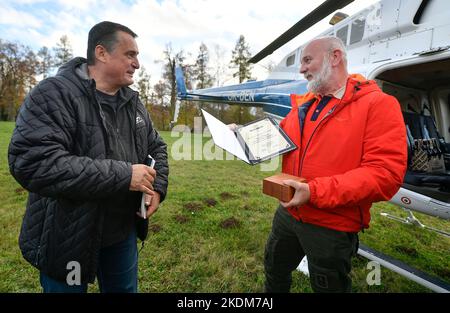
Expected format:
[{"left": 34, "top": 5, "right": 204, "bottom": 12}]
[{"left": 264, "top": 205, "right": 359, "bottom": 293}]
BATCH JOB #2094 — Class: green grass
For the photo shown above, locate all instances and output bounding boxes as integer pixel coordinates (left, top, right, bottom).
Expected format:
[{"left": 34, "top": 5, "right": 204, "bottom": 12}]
[{"left": 0, "top": 121, "right": 449, "bottom": 292}]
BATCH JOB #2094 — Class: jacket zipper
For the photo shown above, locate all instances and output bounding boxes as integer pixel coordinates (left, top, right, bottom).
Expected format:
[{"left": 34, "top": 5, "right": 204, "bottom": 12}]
[
  {"left": 34, "top": 245, "right": 41, "bottom": 266},
  {"left": 90, "top": 84, "right": 112, "bottom": 155},
  {"left": 296, "top": 84, "right": 367, "bottom": 231},
  {"left": 298, "top": 105, "right": 338, "bottom": 176},
  {"left": 297, "top": 83, "right": 360, "bottom": 176},
  {"left": 87, "top": 84, "right": 109, "bottom": 282}
]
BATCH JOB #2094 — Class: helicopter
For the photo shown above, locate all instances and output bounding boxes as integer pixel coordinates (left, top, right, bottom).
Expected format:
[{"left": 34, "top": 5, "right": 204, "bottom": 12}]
[{"left": 175, "top": 0, "right": 450, "bottom": 292}]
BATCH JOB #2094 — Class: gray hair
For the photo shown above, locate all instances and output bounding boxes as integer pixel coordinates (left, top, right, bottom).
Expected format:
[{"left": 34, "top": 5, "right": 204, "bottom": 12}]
[{"left": 304, "top": 36, "right": 348, "bottom": 67}]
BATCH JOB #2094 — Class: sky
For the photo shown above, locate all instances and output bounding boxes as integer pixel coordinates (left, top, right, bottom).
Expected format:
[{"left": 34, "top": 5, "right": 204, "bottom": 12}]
[{"left": 0, "top": 0, "right": 379, "bottom": 86}]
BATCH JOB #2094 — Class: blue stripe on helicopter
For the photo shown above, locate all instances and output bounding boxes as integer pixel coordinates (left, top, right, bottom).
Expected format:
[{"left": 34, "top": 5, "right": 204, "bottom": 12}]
[
  {"left": 179, "top": 78, "right": 309, "bottom": 119},
  {"left": 254, "top": 94, "right": 292, "bottom": 118},
  {"left": 196, "top": 79, "right": 294, "bottom": 93},
  {"left": 262, "top": 102, "right": 292, "bottom": 118}
]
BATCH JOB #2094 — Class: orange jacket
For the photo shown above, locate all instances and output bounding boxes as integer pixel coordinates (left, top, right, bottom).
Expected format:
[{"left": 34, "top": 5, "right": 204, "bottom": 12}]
[{"left": 280, "top": 75, "right": 407, "bottom": 232}]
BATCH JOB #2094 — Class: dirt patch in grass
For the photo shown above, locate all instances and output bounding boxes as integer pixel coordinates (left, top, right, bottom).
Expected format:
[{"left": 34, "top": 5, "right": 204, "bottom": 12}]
[
  {"left": 219, "top": 192, "right": 236, "bottom": 200},
  {"left": 174, "top": 215, "right": 190, "bottom": 224},
  {"left": 219, "top": 217, "right": 241, "bottom": 229},
  {"left": 240, "top": 191, "right": 250, "bottom": 197},
  {"left": 183, "top": 202, "right": 204, "bottom": 212},
  {"left": 394, "top": 245, "right": 419, "bottom": 257},
  {"left": 204, "top": 198, "right": 217, "bottom": 207},
  {"left": 149, "top": 224, "right": 162, "bottom": 233},
  {"left": 14, "top": 187, "right": 26, "bottom": 194},
  {"left": 243, "top": 204, "right": 251, "bottom": 210}
]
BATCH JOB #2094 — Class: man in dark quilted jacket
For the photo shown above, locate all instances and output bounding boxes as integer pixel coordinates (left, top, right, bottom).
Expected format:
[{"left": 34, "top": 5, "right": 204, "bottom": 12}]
[{"left": 8, "top": 21, "right": 169, "bottom": 292}]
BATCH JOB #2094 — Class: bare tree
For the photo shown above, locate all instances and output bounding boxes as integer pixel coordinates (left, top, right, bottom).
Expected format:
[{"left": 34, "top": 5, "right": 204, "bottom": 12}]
[
  {"left": 212, "top": 44, "right": 228, "bottom": 87},
  {"left": 153, "top": 80, "right": 170, "bottom": 130},
  {"left": 212, "top": 43, "right": 229, "bottom": 118},
  {"left": 160, "top": 43, "right": 186, "bottom": 123},
  {"left": 136, "top": 66, "right": 152, "bottom": 108}
]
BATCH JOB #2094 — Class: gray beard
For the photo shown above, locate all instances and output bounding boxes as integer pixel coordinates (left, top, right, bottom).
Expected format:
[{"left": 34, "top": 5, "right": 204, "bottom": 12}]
[
  {"left": 306, "top": 58, "right": 332, "bottom": 94},
  {"left": 307, "top": 79, "right": 327, "bottom": 94}
]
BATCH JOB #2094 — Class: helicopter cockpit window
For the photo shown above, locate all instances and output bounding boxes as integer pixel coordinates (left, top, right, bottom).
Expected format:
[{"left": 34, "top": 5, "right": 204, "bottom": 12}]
[
  {"left": 336, "top": 25, "right": 348, "bottom": 45},
  {"left": 286, "top": 54, "right": 295, "bottom": 67},
  {"left": 350, "top": 17, "right": 365, "bottom": 44}
]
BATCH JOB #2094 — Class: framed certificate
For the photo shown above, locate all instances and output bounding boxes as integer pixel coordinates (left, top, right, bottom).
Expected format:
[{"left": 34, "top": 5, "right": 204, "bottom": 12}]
[
  {"left": 201, "top": 109, "right": 297, "bottom": 165},
  {"left": 235, "top": 116, "right": 297, "bottom": 164}
]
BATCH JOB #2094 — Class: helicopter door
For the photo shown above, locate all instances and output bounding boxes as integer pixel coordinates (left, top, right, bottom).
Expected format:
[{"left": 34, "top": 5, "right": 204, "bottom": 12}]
[{"left": 375, "top": 59, "right": 450, "bottom": 202}]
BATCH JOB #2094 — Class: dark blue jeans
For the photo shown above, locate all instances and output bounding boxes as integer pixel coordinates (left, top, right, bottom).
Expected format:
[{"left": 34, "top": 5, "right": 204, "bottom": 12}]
[{"left": 40, "top": 230, "right": 138, "bottom": 293}]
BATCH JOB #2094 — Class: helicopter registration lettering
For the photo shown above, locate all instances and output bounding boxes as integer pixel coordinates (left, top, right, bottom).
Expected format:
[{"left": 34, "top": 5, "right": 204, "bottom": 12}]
[{"left": 227, "top": 90, "right": 255, "bottom": 102}]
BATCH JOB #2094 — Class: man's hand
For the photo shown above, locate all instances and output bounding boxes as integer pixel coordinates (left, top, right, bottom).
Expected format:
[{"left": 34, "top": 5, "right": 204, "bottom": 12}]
[
  {"left": 280, "top": 180, "right": 311, "bottom": 208},
  {"left": 129, "top": 164, "right": 156, "bottom": 195},
  {"left": 144, "top": 192, "right": 161, "bottom": 219}
]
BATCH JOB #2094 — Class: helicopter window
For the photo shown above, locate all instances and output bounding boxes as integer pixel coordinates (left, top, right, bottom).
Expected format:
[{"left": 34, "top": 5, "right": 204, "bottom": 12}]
[
  {"left": 336, "top": 25, "right": 348, "bottom": 45},
  {"left": 286, "top": 54, "right": 295, "bottom": 67},
  {"left": 414, "top": 0, "right": 448, "bottom": 24},
  {"left": 350, "top": 17, "right": 365, "bottom": 44}
]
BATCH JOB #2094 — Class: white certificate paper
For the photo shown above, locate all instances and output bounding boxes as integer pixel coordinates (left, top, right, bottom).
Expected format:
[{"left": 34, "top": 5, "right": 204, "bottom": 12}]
[
  {"left": 202, "top": 109, "right": 249, "bottom": 162},
  {"left": 202, "top": 109, "right": 296, "bottom": 165},
  {"left": 237, "top": 118, "right": 292, "bottom": 161}
]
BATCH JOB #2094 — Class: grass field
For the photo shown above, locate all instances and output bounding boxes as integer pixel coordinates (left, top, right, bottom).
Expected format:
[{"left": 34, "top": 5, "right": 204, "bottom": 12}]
[{"left": 0, "top": 121, "right": 449, "bottom": 292}]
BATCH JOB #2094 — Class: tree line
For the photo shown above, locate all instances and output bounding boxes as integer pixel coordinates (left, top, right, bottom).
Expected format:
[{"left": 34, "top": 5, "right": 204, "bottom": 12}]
[
  {"left": 0, "top": 35, "right": 73, "bottom": 121},
  {"left": 0, "top": 34, "right": 266, "bottom": 130}
]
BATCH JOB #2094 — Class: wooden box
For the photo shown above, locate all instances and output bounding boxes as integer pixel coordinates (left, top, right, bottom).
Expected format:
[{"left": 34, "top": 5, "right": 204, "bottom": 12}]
[{"left": 263, "top": 173, "right": 306, "bottom": 202}]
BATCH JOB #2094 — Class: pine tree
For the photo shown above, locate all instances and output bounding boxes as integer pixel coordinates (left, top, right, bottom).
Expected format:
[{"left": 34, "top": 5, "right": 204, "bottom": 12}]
[
  {"left": 230, "top": 35, "right": 252, "bottom": 84},
  {"left": 53, "top": 35, "right": 73, "bottom": 68},
  {"left": 37, "top": 46, "right": 54, "bottom": 78},
  {"left": 230, "top": 35, "right": 253, "bottom": 124},
  {"left": 193, "top": 43, "right": 214, "bottom": 116},
  {"left": 194, "top": 43, "right": 213, "bottom": 89}
]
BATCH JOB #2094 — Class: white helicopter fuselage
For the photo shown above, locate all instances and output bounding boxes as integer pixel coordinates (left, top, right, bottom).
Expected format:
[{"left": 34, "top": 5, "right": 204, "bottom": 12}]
[
  {"left": 271, "top": 0, "right": 450, "bottom": 82},
  {"left": 269, "top": 0, "right": 450, "bottom": 221}
]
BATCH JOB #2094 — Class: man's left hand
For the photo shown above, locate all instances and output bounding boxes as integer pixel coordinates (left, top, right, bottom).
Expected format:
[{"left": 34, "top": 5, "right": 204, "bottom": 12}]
[
  {"left": 145, "top": 191, "right": 161, "bottom": 218},
  {"left": 280, "top": 180, "right": 311, "bottom": 208}
]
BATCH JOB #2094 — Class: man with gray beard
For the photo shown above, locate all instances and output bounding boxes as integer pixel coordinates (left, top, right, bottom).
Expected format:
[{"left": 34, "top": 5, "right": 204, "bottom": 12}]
[{"left": 263, "top": 36, "right": 407, "bottom": 292}]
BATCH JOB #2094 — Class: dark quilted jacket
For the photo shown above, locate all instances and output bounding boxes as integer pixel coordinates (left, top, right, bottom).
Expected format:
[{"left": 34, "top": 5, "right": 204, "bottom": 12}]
[{"left": 8, "top": 57, "right": 169, "bottom": 284}]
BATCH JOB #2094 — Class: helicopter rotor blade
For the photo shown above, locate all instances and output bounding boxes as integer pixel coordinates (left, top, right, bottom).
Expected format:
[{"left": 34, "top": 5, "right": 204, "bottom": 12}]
[{"left": 248, "top": 0, "right": 354, "bottom": 63}]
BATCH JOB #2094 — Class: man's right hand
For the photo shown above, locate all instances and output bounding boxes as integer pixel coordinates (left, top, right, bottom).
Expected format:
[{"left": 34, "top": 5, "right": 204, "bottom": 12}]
[{"left": 129, "top": 164, "right": 156, "bottom": 195}]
